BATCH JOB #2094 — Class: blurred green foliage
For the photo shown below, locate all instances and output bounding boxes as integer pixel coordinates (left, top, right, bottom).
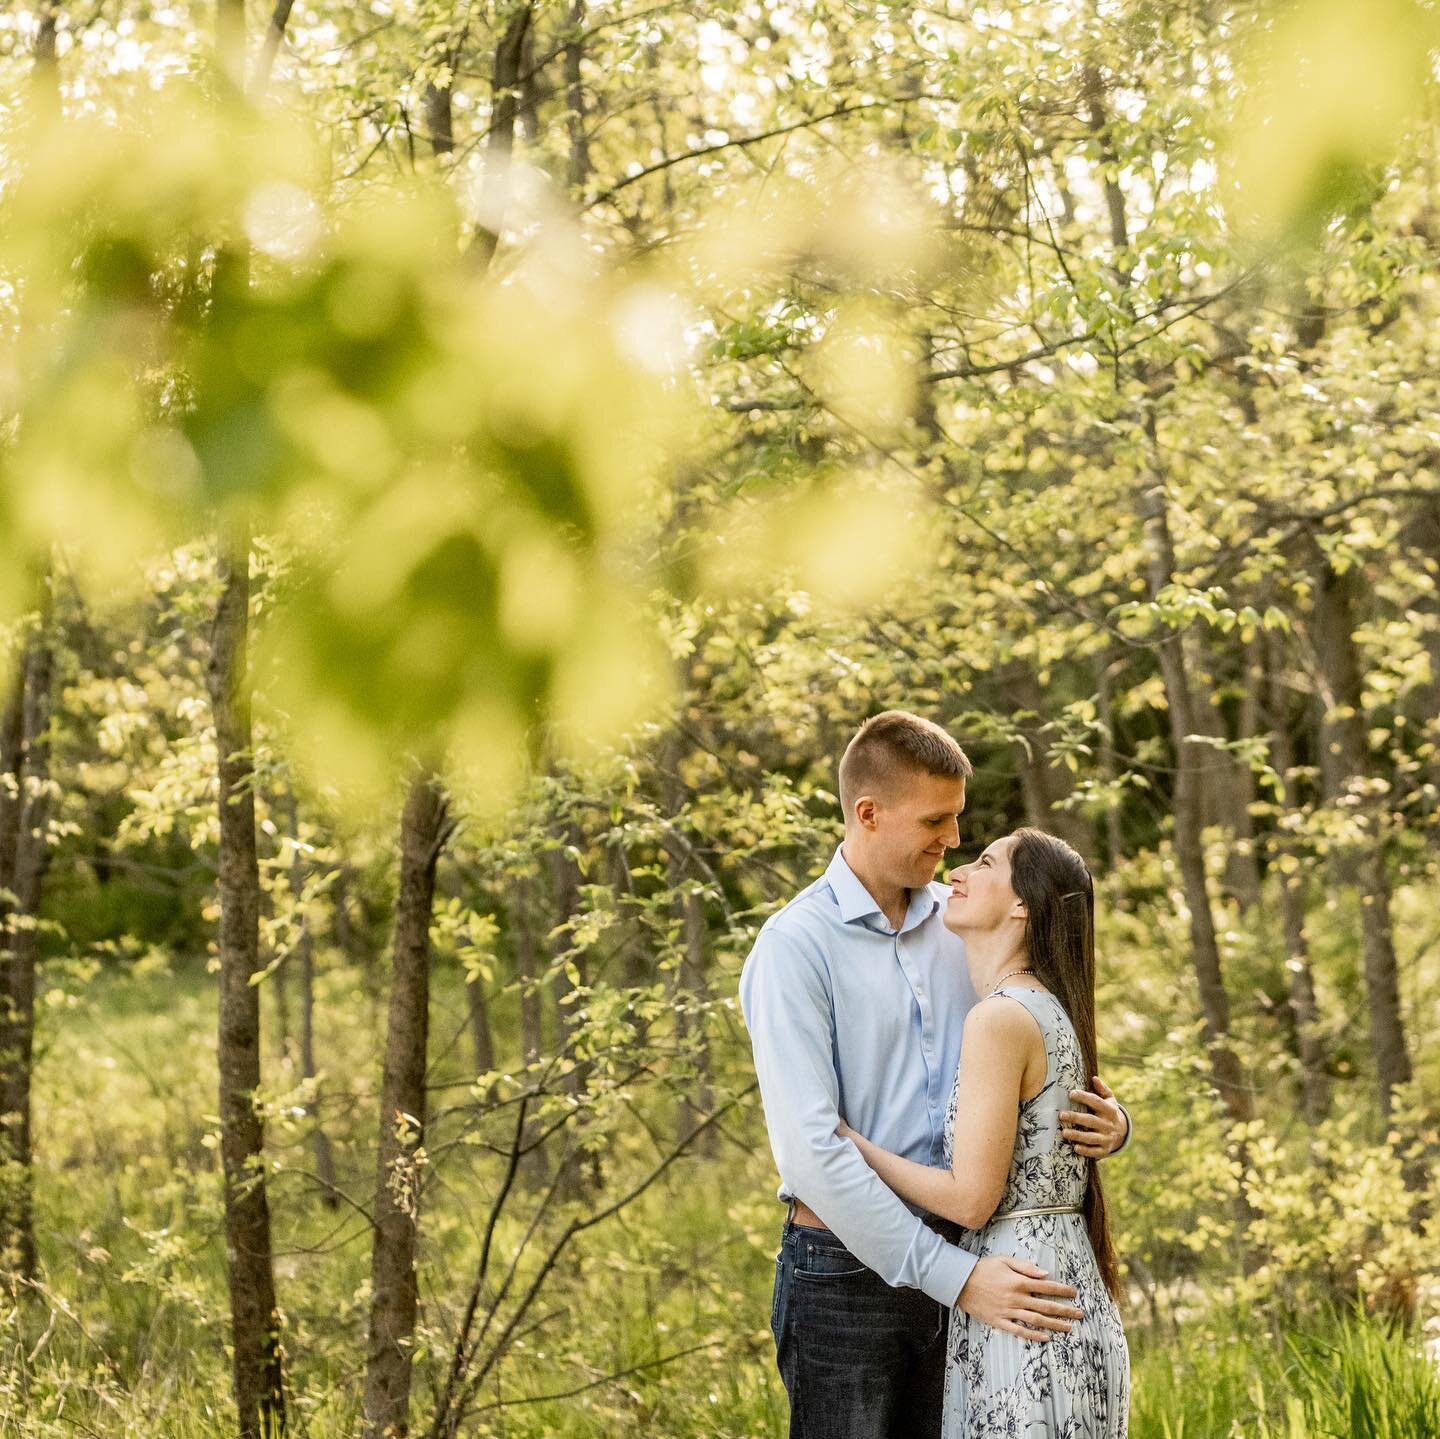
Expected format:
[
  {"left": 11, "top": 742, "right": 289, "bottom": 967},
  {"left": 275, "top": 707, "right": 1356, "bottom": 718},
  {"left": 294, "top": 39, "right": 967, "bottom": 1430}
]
[{"left": 2, "top": 0, "right": 1440, "bottom": 1433}]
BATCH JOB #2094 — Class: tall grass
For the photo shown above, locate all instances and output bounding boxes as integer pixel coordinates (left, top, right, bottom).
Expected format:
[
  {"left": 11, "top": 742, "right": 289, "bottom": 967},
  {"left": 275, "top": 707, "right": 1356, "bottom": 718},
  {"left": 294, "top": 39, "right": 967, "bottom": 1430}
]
[
  {"left": 1132, "top": 1306, "right": 1440, "bottom": 1439},
  {"left": 5, "top": 962, "right": 1437, "bottom": 1436}
]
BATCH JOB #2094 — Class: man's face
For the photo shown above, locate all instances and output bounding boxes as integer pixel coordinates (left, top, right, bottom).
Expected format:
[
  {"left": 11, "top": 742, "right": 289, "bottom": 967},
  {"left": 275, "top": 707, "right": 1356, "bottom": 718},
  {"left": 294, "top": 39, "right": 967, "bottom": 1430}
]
[{"left": 865, "top": 771, "right": 966, "bottom": 890}]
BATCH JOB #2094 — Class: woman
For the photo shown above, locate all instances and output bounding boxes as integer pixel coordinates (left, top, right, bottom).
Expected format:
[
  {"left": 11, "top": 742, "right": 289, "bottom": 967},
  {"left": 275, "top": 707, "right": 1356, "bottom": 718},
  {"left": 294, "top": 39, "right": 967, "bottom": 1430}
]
[{"left": 837, "top": 827, "right": 1129, "bottom": 1437}]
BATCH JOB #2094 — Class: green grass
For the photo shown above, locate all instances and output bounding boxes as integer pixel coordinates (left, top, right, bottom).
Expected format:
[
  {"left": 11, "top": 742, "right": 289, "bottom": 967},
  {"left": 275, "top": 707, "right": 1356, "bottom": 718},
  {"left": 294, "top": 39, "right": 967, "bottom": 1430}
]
[
  {"left": 1131, "top": 1306, "right": 1440, "bottom": 1439},
  {"left": 3, "top": 958, "right": 1438, "bottom": 1436}
]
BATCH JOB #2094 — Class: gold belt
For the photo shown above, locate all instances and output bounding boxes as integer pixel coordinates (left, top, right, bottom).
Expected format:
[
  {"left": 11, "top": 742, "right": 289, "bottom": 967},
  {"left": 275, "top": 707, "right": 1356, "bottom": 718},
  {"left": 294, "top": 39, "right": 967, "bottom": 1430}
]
[{"left": 990, "top": 1204, "right": 1083, "bottom": 1220}]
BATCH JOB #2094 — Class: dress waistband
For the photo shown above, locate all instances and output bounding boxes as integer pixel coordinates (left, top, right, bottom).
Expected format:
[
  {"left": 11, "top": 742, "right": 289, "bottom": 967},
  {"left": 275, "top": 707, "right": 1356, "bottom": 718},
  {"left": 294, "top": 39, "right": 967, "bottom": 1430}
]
[{"left": 991, "top": 1203, "right": 1084, "bottom": 1221}]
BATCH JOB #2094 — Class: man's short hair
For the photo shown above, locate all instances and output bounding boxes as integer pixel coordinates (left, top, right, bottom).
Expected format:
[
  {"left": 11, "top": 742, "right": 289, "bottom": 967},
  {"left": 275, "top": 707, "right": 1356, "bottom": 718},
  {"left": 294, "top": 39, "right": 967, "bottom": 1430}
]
[{"left": 837, "top": 710, "right": 972, "bottom": 817}]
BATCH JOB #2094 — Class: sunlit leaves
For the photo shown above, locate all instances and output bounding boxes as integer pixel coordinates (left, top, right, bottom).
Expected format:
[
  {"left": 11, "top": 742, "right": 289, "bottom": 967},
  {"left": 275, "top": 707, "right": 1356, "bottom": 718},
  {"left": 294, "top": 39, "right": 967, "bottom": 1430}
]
[{"left": 1228, "top": 0, "right": 1440, "bottom": 245}]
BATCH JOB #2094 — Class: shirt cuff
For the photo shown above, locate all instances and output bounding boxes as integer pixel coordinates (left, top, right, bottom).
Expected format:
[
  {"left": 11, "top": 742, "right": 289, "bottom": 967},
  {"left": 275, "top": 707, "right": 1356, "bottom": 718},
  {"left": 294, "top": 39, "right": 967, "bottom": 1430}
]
[
  {"left": 920, "top": 1234, "right": 978, "bottom": 1308},
  {"left": 1113, "top": 1103, "right": 1132, "bottom": 1154}
]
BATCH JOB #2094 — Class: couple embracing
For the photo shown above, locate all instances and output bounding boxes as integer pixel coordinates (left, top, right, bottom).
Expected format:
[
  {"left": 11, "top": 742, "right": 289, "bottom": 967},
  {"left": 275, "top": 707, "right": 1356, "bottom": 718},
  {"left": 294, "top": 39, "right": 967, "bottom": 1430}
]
[{"left": 740, "top": 711, "right": 1131, "bottom": 1438}]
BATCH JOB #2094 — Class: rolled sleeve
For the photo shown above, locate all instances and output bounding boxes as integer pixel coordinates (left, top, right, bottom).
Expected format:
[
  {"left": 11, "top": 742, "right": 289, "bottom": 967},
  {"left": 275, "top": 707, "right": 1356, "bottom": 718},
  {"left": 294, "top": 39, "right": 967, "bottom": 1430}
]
[{"left": 740, "top": 922, "right": 977, "bottom": 1307}]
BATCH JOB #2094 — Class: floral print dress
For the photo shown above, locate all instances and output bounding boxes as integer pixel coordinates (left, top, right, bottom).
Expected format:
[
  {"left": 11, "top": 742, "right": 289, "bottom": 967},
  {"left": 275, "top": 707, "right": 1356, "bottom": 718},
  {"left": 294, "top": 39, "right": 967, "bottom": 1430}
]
[{"left": 940, "top": 986, "right": 1129, "bottom": 1438}]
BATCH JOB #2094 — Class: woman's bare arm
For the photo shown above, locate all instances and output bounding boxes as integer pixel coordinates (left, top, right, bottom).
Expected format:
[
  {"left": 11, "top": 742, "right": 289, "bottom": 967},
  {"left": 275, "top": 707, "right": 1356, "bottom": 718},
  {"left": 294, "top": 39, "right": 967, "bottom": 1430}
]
[{"left": 837, "top": 997, "right": 1040, "bottom": 1229}]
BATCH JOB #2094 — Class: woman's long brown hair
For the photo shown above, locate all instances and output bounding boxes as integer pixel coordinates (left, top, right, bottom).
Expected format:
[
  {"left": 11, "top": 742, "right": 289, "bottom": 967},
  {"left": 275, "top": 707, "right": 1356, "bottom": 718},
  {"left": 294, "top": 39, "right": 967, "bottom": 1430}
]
[{"left": 1007, "top": 827, "right": 1121, "bottom": 1302}]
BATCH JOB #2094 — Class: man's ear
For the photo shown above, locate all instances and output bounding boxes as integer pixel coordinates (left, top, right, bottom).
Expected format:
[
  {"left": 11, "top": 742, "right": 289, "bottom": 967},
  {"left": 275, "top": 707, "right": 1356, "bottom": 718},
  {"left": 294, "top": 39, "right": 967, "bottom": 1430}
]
[{"left": 854, "top": 795, "right": 879, "bottom": 831}]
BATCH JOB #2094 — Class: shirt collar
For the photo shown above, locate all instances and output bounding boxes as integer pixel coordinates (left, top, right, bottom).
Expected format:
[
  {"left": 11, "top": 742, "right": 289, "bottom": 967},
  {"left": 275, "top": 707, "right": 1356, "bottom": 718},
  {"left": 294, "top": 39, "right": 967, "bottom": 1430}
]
[{"left": 825, "top": 845, "right": 940, "bottom": 933}]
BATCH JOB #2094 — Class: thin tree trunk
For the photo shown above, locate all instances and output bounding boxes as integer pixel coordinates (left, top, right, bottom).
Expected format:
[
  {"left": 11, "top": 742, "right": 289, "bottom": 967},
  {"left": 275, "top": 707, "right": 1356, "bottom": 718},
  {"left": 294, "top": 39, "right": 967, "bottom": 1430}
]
[
  {"left": 252, "top": 0, "right": 298, "bottom": 95},
  {"left": 1222, "top": 637, "right": 1264, "bottom": 911},
  {"left": 514, "top": 883, "right": 545, "bottom": 1065},
  {"left": 675, "top": 886, "right": 713, "bottom": 1153},
  {"left": 3, "top": 0, "right": 61, "bottom": 1299},
  {"left": 34, "top": 2, "right": 59, "bottom": 109},
  {"left": 266, "top": 875, "right": 292, "bottom": 1068},
  {"left": 332, "top": 865, "right": 361, "bottom": 961},
  {"left": 423, "top": 77, "right": 455, "bottom": 157},
  {"left": 362, "top": 774, "right": 450, "bottom": 1439},
  {"left": 0, "top": 629, "right": 52, "bottom": 1282},
  {"left": 563, "top": 0, "right": 589, "bottom": 195},
  {"left": 606, "top": 838, "right": 649, "bottom": 990},
  {"left": 516, "top": 21, "right": 541, "bottom": 142},
  {"left": 466, "top": 974, "right": 495, "bottom": 1079},
  {"left": 1406, "top": 496, "right": 1440, "bottom": 807},
  {"left": 1009, "top": 665, "right": 1095, "bottom": 863},
  {"left": 286, "top": 790, "right": 338, "bottom": 1209},
  {"left": 1140, "top": 482, "right": 1251, "bottom": 1122},
  {"left": 1082, "top": 63, "right": 1130, "bottom": 264},
  {"left": 420, "top": 16, "right": 456, "bottom": 164},
  {"left": 509, "top": 877, "right": 550, "bottom": 1187},
  {"left": 1264, "top": 634, "right": 1330, "bottom": 1124},
  {"left": 661, "top": 727, "right": 715, "bottom": 1154},
  {"left": 1179, "top": 645, "right": 1262, "bottom": 909},
  {"left": 1309, "top": 555, "right": 1413, "bottom": 1116},
  {"left": 1095, "top": 658, "right": 1126, "bottom": 866},
  {"left": 206, "top": 530, "right": 287, "bottom": 1439},
  {"left": 467, "top": 3, "right": 534, "bottom": 268},
  {"left": 0, "top": 664, "right": 25, "bottom": 1276},
  {"left": 547, "top": 829, "right": 601, "bottom": 1197}
]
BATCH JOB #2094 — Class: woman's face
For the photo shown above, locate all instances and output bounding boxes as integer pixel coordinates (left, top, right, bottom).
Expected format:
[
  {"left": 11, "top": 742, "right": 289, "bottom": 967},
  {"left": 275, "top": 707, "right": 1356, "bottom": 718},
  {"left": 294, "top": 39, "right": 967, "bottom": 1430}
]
[{"left": 943, "top": 835, "right": 1022, "bottom": 936}]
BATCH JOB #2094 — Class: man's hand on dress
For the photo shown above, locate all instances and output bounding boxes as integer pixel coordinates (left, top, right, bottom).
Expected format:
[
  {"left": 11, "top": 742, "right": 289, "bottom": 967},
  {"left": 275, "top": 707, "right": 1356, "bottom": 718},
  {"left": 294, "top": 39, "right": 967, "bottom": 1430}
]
[
  {"left": 1059, "top": 1074, "right": 1127, "bottom": 1158},
  {"left": 956, "top": 1256, "right": 1082, "bottom": 1342}
]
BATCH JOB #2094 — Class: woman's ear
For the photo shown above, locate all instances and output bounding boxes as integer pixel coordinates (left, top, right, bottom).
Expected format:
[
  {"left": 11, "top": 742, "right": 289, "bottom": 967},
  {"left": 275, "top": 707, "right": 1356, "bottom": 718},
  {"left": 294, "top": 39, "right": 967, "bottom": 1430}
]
[{"left": 1010, "top": 897, "right": 1028, "bottom": 920}]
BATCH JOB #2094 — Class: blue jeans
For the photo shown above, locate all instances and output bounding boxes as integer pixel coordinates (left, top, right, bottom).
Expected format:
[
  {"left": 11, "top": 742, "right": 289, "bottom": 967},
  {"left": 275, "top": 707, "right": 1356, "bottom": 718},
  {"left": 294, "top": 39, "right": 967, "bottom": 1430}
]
[{"left": 771, "top": 1217, "right": 949, "bottom": 1439}]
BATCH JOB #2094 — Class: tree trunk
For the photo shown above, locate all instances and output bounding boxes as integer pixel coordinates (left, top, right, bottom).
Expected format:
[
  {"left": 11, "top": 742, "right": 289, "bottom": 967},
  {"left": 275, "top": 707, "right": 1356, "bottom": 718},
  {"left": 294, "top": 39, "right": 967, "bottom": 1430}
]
[
  {"left": 1264, "top": 634, "right": 1330, "bottom": 1124},
  {"left": 0, "top": 661, "right": 25, "bottom": 1284},
  {"left": 674, "top": 886, "right": 714, "bottom": 1152},
  {"left": 468, "top": 3, "right": 534, "bottom": 268},
  {"left": 1140, "top": 483, "right": 1251, "bottom": 1122},
  {"left": 1406, "top": 496, "right": 1440, "bottom": 807},
  {"left": 421, "top": 25, "right": 456, "bottom": 161},
  {"left": 332, "top": 865, "right": 361, "bottom": 962},
  {"left": 362, "top": 774, "right": 449, "bottom": 1439},
  {"left": 508, "top": 877, "right": 550, "bottom": 1187},
  {"left": 547, "top": 830, "right": 601, "bottom": 1197},
  {"left": 1095, "top": 658, "right": 1126, "bottom": 866},
  {"left": 661, "top": 728, "right": 715, "bottom": 1154},
  {"left": 206, "top": 530, "right": 287, "bottom": 1439},
  {"left": 606, "top": 838, "right": 649, "bottom": 989},
  {"left": 266, "top": 875, "right": 292, "bottom": 1069},
  {"left": 34, "top": 2, "right": 59, "bottom": 110},
  {"left": 1309, "top": 555, "right": 1412, "bottom": 1116},
  {"left": 563, "top": 0, "right": 590, "bottom": 194},
  {"left": 286, "top": 790, "right": 338, "bottom": 1209},
  {"left": 1082, "top": 63, "right": 1130, "bottom": 263},
  {"left": 466, "top": 974, "right": 495, "bottom": 1080},
  {"left": 1222, "top": 637, "right": 1264, "bottom": 911},
  {"left": 0, "top": 630, "right": 52, "bottom": 1282},
  {"left": 1008, "top": 664, "right": 1095, "bottom": 863}
]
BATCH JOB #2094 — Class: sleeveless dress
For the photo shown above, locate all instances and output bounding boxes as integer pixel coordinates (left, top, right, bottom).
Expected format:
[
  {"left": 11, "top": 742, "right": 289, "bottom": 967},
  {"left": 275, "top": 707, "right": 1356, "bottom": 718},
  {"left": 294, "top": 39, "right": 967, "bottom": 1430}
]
[{"left": 940, "top": 986, "right": 1129, "bottom": 1438}]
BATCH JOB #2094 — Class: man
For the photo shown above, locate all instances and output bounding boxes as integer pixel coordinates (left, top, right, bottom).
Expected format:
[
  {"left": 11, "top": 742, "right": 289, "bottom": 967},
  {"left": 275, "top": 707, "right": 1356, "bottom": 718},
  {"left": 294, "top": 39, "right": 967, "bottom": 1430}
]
[{"left": 740, "top": 710, "right": 1129, "bottom": 1439}]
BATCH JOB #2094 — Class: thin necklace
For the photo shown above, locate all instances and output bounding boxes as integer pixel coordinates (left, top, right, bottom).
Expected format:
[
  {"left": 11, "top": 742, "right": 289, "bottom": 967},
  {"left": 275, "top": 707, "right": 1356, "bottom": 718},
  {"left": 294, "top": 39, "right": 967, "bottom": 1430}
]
[{"left": 988, "top": 966, "right": 1036, "bottom": 995}]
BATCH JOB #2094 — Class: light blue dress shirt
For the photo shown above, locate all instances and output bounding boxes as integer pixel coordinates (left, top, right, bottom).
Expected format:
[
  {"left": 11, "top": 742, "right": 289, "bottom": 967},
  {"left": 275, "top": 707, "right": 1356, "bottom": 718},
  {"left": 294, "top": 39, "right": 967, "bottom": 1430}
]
[{"left": 739, "top": 844, "right": 979, "bottom": 1307}]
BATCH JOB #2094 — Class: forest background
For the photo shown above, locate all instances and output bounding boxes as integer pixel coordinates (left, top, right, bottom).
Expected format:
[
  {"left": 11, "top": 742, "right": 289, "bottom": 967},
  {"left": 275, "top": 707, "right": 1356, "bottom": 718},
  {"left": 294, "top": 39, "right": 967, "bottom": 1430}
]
[{"left": 2, "top": 0, "right": 1440, "bottom": 1436}]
